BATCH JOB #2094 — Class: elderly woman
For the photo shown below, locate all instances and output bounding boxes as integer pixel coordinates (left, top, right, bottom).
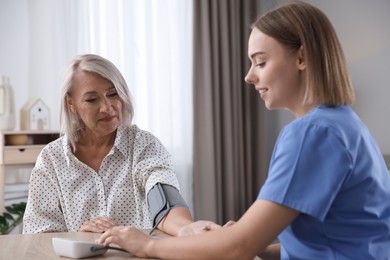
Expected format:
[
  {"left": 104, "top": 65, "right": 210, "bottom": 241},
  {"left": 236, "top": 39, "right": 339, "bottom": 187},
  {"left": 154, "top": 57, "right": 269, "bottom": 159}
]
[{"left": 23, "top": 54, "right": 218, "bottom": 236}]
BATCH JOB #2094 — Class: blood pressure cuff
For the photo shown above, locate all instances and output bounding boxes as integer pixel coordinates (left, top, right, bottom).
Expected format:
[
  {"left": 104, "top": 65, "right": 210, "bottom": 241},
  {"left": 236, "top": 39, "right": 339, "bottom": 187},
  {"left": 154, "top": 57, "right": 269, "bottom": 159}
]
[{"left": 148, "top": 183, "right": 188, "bottom": 228}]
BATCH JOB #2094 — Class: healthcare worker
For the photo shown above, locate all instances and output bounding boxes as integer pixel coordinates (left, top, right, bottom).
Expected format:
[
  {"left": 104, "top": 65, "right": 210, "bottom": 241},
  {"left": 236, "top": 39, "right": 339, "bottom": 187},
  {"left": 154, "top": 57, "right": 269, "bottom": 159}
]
[{"left": 97, "top": 2, "right": 390, "bottom": 259}]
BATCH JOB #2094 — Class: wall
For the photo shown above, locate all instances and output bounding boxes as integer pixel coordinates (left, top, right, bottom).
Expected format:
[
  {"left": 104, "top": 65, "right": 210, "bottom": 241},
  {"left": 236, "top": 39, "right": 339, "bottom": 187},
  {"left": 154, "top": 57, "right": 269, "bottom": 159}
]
[
  {"left": 260, "top": 0, "right": 390, "bottom": 157},
  {"left": 0, "top": 0, "right": 30, "bottom": 130},
  {"left": 1, "top": 0, "right": 390, "bottom": 154}
]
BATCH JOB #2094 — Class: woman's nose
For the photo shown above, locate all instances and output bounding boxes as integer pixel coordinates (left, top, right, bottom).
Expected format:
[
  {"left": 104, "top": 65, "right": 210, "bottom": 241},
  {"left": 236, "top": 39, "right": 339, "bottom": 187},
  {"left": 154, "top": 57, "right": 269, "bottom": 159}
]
[
  {"left": 244, "top": 67, "right": 256, "bottom": 85},
  {"left": 100, "top": 98, "right": 112, "bottom": 112}
]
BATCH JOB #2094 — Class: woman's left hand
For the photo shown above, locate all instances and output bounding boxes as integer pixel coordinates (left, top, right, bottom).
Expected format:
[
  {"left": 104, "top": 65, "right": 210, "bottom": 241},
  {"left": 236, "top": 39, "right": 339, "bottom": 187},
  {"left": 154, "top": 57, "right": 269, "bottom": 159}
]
[{"left": 80, "top": 217, "right": 118, "bottom": 233}]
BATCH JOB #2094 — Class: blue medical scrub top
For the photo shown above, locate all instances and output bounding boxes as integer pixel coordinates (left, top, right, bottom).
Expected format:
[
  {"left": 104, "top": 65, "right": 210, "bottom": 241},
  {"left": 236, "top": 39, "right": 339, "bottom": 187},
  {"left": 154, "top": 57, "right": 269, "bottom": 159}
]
[{"left": 258, "top": 105, "right": 390, "bottom": 259}]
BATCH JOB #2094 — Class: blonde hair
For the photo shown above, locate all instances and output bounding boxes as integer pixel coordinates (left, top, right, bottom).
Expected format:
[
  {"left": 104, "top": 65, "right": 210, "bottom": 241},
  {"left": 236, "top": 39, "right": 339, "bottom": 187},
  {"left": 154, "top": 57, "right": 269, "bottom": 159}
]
[
  {"left": 60, "top": 54, "right": 134, "bottom": 150},
  {"left": 252, "top": 1, "right": 355, "bottom": 106}
]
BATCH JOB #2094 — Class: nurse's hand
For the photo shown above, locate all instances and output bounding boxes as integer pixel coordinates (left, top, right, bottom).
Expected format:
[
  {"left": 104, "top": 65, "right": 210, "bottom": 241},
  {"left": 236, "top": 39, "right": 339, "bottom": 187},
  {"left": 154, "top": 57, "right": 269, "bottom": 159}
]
[
  {"left": 177, "top": 220, "right": 222, "bottom": 236},
  {"left": 80, "top": 217, "right": 118, "bottom": 233},
  {"left": 97, "top": 226, "right": 151, "bottom": 257}
]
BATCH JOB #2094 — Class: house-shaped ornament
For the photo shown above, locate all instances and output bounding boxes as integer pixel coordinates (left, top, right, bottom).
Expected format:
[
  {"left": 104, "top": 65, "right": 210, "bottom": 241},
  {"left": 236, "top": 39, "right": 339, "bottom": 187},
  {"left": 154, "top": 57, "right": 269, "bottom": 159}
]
[{"left": 20, "top": 98, "right": 50, "bottom": 130}]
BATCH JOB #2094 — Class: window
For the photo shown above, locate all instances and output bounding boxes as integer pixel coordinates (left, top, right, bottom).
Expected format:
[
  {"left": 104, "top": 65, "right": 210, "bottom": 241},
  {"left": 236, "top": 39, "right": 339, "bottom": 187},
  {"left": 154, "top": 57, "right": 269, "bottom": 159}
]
[{"left": 28, "top": 0, "right": 194, "bottom": 210}]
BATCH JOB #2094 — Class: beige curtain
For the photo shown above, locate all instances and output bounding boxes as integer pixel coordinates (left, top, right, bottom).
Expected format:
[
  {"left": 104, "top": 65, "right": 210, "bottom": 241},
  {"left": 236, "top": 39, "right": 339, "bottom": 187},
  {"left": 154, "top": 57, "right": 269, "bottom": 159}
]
[{"left": 193, "top": 0, "right": 268, "bottom": 224}]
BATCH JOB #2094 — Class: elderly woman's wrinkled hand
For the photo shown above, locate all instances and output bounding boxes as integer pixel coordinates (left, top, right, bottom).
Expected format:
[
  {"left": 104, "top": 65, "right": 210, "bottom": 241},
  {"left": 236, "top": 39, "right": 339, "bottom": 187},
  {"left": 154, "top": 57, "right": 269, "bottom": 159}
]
[{"left": 80, "top": 217, "right": 118, "bottom": 233}]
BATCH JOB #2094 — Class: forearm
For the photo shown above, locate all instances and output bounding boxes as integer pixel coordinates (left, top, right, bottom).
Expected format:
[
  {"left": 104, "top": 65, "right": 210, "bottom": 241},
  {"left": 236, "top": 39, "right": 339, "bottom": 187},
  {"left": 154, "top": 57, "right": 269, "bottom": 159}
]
[
  {"left": 98, "top": 200, "right": 297, "bottom": 259},
  {"left": 148, "top": 183, "right": 193, "bottom": 236},
  {"left": 157, "top": 207, "right": 193, "bottom": 236},
  {"left": 23, "top": 204, "right": 67, "bottom": 233},
  {"left": 147, "top": 225, "right": 255, "bottom": 260}
]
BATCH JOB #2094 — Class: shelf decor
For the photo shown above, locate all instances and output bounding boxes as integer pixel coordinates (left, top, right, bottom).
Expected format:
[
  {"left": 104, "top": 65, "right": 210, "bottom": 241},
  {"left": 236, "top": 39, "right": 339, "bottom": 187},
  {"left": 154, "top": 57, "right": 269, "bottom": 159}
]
[{"left": 20, "top": 98, "right": 50, "bottom": 130}]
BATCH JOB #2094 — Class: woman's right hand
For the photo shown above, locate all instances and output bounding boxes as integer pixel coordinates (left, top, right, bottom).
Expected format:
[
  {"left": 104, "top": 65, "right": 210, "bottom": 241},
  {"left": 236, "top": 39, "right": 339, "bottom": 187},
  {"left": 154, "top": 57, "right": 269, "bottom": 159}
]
[{"left": 80, "top": 217, "right": 118, "bottom": 233}]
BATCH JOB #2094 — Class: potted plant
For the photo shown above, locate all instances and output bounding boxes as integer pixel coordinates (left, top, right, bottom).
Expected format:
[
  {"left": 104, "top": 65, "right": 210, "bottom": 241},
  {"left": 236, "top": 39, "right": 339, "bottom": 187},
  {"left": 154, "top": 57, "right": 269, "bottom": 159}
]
[{"left": 0, "top": 202, "right": 26, "bottom": 235}]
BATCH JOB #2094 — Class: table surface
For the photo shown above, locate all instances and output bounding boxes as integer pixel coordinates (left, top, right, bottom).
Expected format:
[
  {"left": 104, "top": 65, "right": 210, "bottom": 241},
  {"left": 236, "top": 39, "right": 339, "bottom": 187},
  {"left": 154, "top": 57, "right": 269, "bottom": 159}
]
[
  {"left": 0, "top": 230, "right": 162, "bottom": 260},
  {"left": 0, "top": 230, "right": 262, "bottom": 260}
]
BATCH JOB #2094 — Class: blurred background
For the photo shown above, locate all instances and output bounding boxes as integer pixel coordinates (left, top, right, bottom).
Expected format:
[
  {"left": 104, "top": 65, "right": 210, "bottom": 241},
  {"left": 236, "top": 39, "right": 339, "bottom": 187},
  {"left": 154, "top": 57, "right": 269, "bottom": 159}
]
[{"left": 0, "top": 0, "right": 389, "bottom": 223}]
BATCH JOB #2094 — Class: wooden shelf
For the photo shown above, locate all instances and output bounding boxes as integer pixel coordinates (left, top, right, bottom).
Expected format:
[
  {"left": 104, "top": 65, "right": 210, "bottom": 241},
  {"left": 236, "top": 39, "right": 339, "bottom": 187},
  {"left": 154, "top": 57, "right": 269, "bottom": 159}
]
[{"left": 0, "top": 130, "right": 60, "bottom": 212}]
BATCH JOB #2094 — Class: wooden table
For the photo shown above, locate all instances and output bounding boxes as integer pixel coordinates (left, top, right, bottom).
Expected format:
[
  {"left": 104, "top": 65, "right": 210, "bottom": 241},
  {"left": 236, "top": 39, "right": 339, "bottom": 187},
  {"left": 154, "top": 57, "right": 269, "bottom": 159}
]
[
  {"left": 0, "top": 231, "right": 161, "bottom": 259},
  {"left": 0, "top": 230, "right": 262, "bottom": 259}
]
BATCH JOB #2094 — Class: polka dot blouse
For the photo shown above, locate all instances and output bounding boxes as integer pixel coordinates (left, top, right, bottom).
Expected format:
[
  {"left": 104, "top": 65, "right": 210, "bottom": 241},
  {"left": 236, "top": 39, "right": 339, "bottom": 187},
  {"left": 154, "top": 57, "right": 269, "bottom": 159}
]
[{"left": 23, "top": 124, "right": 180, "bottom": 233}]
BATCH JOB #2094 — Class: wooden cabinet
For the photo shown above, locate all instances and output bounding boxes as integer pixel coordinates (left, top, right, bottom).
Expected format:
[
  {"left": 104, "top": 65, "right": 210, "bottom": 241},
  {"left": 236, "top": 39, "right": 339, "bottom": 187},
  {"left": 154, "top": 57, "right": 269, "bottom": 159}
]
[{"left": 0, "top": 131, "right": 59, "bottom": 212}]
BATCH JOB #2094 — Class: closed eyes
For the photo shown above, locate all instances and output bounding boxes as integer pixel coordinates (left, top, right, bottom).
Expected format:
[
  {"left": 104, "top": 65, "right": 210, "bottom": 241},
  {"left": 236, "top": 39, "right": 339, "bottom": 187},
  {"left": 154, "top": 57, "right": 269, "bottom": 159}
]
[{"left": 256, "top": 62, "right": 266, "bottom": 68}]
